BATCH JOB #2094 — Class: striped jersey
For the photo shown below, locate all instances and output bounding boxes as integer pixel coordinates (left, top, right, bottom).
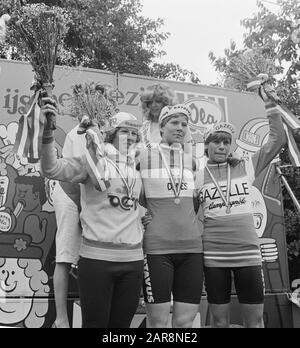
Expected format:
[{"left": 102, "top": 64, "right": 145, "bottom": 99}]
[
  {"left": 140, "top": 143, "right": 203, "bottom": 254},
  {"left": 198, "top": 101, "right": 286, "bottom": 268}
]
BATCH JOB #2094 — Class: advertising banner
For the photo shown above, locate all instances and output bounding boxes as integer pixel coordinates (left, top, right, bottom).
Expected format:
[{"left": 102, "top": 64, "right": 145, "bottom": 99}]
[{"left": 0, "top": 59, "right": 290, "bottom": 327}]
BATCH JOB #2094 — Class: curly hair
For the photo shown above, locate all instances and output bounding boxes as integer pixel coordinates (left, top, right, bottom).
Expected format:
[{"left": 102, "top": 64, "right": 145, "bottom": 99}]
[
  {"left": 19, "top": 258, "right": 50, "bottom": 328},
  {"left": 140, "top": 83, "right": 177, "bottom": 121},
  {"left": 0, "top": 258, "right": 49, "bottom": 328}
]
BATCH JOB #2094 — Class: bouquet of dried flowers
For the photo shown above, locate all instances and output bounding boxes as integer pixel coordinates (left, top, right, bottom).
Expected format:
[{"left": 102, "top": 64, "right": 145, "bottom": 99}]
[
  {"left": 1, "top": 3, "right": 71, "bottom": 162},
  {"left": 71, "top": 82, "right": 119, "bottom": 130},
  {"left": 291, "top": 19, "right": 300, "bottom": 44},
  {"left": 225, "top": 46, "right": 300, "bottom": 166},
  {"left": 0, "top": 14, "right": 11, "bottom": 43},
  {"left": 224, "top": 47, "right": 279, "bottom": 91},
  {"left": 5, "top": 3, "right": 71, "bottom": 129},
  {"left": 70, "top": 82, "right": 119, "bottom": 192}
]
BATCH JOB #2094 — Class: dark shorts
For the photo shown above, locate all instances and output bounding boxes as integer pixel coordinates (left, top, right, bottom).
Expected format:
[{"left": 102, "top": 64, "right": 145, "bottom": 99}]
[
  {"left": 143, "top": 253, "right": 204, "bottom": 304},
  {"left": 78, "top": 258, "right": 143, "bottom": 328},
  {"left": 204, "top": 266, "right": 265, "bottom": 305}
]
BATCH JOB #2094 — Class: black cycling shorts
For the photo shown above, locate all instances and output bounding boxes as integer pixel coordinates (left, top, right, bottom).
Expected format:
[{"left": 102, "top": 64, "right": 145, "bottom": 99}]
[
  {"left": 78, "top": 258, "right": 143, "bottom": 328},
  {"left": 143, "top": 253, "right": 204, "bottom": 304},
  {"left": 204, "top": 266, "right": 265, "bottom": 305}
]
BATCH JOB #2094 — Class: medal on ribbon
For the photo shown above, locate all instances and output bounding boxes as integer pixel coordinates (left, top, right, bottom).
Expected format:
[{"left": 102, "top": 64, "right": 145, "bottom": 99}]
[
  {"left": 158, "top": 145, "right": 184, "bottom": 205},
  {"left": 205, "top": 164, "right": 231, "bottom": 214},
  {"left": 106, "top": 156, "right": 137, "bottom": 206}
]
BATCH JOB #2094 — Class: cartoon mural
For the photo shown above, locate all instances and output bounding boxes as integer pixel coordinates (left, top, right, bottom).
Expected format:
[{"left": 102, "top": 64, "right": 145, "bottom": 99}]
[
  {"left": 0, "top": 122, "right": 60, "bottom": 327},
  {"left": 0, "top": 238, "right": 49, "bottom": 327}
]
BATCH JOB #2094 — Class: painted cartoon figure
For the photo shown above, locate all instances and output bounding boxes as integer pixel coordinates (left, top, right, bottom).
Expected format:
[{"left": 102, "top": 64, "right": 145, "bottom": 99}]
[
  {"left": 0, "top": 162, "right": 19, "bottom": 234},
  {"left": 0, "top": 122, "right": 40, "bottom": 175},
  {"left": 0, "top": 174, "right": 9, "bottom": 208},
  {"left": 0, "top": 122, "right": 62, "bottom": 327},
  {"left": 9, "top": 175, "right": 56, "bottom": 265},
  {"left": 0, "top": 161, "right": 18, "bottom": 209},
  {"left": 251, "top": 186, "right": 279, "bottom": 263},
  {"left": 43, "top": 178, "right": 58, "bottom": 212},
  {"left": 234, "top": 118, "right": 283, "bottom": 264},
  {"left": 0, "top": 233, "right": 49, "bottom": 328}
]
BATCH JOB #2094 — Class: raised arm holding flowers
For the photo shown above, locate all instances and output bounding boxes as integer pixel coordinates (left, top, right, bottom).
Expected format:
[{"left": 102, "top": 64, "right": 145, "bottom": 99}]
[
  {"left": 5, "top": 3, "right": 70, "bottom": 102},
  {"left": 0, "top": 3, "right": 71, "bottom": 162},
  {"left": 224, "top": 47, "right": 300, "bottom": 167}
]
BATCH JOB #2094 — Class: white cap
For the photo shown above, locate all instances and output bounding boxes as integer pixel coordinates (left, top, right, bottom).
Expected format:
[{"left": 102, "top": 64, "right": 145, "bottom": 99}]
[
  {"left": 158, "top": 104, "right": 191, "bottom": 126},
  {"left": 110, "top": 112, "right": 142, "bottom": 130},
  {"left": 205, "top": 122, "right": 236, "bottom": 141}
]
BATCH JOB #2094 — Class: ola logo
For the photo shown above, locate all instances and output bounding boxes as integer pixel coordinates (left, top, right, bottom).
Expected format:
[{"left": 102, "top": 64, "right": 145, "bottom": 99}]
[{"left": 184, "top": 98, "right": 223, "bottom": 141}]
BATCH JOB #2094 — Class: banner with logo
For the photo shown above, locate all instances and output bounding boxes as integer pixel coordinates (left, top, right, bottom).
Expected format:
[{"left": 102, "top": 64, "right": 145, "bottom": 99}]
[{"left": 0, "top": 59, "right": 290, "bottom": 327}]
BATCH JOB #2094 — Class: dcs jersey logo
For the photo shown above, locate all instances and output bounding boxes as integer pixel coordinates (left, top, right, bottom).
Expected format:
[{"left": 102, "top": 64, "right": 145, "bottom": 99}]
[{"left": 108, "top": 194, "right": 138, "bottom": 211}]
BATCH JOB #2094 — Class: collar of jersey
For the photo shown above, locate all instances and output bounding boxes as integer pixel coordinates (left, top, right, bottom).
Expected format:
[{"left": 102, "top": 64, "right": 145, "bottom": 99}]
[
  {"left": 206, "top": 161, "right": 228, "bottom": 168},
  {"left": 159, "top": 142, "right": 183, "bottom": 151}
]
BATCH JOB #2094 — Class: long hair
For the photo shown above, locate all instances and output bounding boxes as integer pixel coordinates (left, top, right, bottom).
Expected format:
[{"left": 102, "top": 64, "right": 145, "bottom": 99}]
[{"left": 140, "top": 84, "right": 177, "bottom": 121}]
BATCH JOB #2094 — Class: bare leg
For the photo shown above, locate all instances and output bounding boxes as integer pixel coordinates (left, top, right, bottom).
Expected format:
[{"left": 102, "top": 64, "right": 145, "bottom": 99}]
[
  {"left": 145, "top": 302, "right": 171, "bottom": 328},
  {"left": 209, "top": 303, "right": 231, "bottom": 328},
  {"left": 240, "top": 304, "right": 264, "bottom": 328},
  {"left": 172, "top": 302, "right": 200, "bottom": 328},
  {"left": 53, "top": 263, "right": 71, "bottom": 328}
]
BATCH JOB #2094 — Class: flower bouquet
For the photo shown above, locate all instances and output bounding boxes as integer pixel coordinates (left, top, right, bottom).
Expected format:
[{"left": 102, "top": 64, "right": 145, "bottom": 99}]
[
  {"left": 5, "top": 3, "right": 70, "bottom": 130},
  {"left": 224, "top": 47, "right": 279, "bottom": 92},
  {"left": 1, "top": 3, "right": 71, "bottom": 162},
  {"left": 291, "top": 19, "right": 300, "bottom": 44},
  {"left": 0, "top": 14, "right": 11, "bottom": 43},
  {"left": 226, "top": 47, "right": 300, "bottom": 166},
  {"left": 71, "top": 82, "right": 119, "bottom": 131},
  {"left": 70, "top": 82, "right": 119, "bottom": 192}
]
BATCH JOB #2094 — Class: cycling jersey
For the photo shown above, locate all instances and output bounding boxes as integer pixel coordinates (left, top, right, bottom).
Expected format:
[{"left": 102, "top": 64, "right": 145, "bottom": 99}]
[
  {"left": 140, "top": 143, "right": 203, "bottom": 254},
  {"left": 198, "top": 101, "right": 286, "bottom": 268}
]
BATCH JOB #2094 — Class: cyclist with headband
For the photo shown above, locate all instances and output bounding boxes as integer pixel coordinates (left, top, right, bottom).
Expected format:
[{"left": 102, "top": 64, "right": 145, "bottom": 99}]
[
  {"left": 139, "top": 104, "right": 204, "bottom": 328},
  {"left": 196, "top": 97, "right": 286, "bottom": 328}
]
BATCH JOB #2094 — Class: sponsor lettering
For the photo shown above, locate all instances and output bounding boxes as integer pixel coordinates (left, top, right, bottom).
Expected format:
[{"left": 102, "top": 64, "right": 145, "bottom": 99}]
[
  {"left": 167, "top": 182, "right": 188, "bottom": 191},
  {"left": 208, "top": 197, "right": 246, "bottom": 210},
  {"left": 143, "top": 258, "right": 154, "bottom": 303},
  {"left": 213, "top": 123, "right": 235, "bottom": 134},
  {"left": 184, "top": 98, "right": 225, "bottom": 143},
  {"left": 199, "top": 182, "right": 250, "bottom": 208},
  {"left": 201, "top": 182, "right": 250, "bottom": 202},
  {"left": 2, "top": 89, "right": 142, "bottom": 117}
]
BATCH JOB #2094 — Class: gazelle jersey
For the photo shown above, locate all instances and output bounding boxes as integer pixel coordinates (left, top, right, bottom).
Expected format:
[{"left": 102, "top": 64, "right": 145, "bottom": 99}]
[{"left": 197, "top": 101, "right": 286, "bottom": 268}]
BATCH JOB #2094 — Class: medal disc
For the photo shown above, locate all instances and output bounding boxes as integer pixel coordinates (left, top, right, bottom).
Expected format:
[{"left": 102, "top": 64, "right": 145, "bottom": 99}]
[
  {"left": 174, "top": 198, "right": 180, "bottom": 205},
  {"left": 127, "top": 198, "right": 134, "bottom": 207}
]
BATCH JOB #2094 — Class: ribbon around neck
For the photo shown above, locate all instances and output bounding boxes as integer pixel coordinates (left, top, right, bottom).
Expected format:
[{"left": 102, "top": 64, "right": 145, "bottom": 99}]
[{"left": 77, "top": 116, "right": 111, "bottom": 192}]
